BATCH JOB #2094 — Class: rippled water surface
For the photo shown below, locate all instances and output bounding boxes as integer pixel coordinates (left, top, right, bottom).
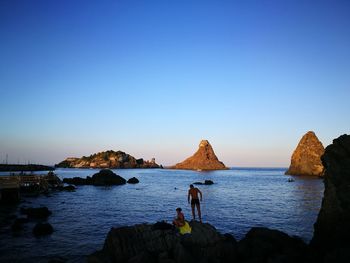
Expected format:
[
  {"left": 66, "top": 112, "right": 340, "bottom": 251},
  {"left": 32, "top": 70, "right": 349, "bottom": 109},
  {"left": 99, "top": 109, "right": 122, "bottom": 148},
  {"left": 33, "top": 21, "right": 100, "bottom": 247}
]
[{"left": 0, "top": 168, "right": 324, "bottom": 262}]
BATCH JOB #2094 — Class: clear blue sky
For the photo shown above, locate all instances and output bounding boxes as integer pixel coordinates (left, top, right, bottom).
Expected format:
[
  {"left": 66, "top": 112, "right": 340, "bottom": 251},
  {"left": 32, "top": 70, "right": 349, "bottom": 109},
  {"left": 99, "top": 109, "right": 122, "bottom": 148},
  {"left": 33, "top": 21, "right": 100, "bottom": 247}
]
[{"left": 1, "top": 0, "right": 349, "bottom": 167}]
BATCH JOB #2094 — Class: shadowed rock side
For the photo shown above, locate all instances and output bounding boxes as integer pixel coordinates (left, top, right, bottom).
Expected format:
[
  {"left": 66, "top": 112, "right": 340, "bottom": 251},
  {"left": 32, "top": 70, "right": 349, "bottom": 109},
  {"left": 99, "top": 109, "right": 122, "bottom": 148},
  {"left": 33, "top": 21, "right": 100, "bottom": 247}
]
[
  {"left": 311, "top": 134, "right": 350, "bottom": 262},
  {"left": 285, "top": 131, "right": 325, "bottom": 176},
  {"left": 88, "top": 221, "right": 309, "bottom": 263},
  {"left": 172, "top": 140, "right": 227, "bottom": 170},
  {"left": 62, "top": 169, "right": 126, "bottom": 186},
  {"left": 55, "top": 150, "right": 160, "bottom": 169}
]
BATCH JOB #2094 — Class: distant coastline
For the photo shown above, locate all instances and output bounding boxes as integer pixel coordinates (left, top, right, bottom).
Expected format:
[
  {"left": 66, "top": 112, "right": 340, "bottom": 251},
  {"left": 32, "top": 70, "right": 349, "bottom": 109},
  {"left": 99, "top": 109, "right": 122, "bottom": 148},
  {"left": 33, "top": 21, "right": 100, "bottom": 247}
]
[{"left": 0, "top": 164, "right": 54, "bottom": 172}]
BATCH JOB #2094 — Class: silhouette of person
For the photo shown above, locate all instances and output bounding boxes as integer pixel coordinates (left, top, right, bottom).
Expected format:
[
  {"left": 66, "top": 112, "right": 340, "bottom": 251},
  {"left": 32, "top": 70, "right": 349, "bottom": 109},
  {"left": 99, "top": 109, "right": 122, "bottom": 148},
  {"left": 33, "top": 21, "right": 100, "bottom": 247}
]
[{"left": 188, "top": 184, "right": 203, "bottom": 222}]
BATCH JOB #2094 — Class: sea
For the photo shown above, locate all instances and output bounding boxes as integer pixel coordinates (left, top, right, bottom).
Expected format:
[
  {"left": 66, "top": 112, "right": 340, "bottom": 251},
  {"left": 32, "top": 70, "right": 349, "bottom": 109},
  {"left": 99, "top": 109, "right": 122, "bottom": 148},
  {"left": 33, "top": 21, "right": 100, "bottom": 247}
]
[{"left": 0, "top": 167, "right": 324, "bottom": 263}]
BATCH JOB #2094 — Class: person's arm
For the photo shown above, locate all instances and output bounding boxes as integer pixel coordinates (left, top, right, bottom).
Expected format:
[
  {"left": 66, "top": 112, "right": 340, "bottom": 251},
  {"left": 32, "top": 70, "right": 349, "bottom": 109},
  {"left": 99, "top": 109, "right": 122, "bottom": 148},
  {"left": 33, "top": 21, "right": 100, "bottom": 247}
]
[
  {"left": 188, "top": 190, "right": 190, "bottom": 203},
  {"left": 199, "top": 189, "right": 203, "bottom": 201}
]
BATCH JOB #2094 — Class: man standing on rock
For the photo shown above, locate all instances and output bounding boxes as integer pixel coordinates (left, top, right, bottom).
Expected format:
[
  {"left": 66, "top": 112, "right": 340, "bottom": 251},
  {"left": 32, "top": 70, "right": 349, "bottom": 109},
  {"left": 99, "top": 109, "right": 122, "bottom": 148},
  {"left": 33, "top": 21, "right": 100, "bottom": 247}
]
[{"left": 188, "top": 184, "right": 203, "bottom": 222}]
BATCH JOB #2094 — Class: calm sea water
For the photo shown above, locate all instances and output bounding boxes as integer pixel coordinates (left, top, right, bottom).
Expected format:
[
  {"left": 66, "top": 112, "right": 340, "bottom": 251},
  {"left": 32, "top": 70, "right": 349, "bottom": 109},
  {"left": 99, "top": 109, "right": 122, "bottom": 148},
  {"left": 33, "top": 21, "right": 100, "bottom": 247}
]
[{"left": 0, "top": 168, "right": 324, "bottom": 263}]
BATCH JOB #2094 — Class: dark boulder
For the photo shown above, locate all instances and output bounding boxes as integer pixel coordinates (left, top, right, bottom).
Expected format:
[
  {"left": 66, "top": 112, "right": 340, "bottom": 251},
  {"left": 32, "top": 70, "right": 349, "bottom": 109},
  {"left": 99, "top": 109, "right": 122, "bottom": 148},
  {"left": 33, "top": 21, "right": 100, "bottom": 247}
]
[
  {"left": 62, "top": 177, "right": 89, "bottom": 185},
  {"left": 92, "top": 169, "right": 126, "bottom": 186},
  {"left": 204, "top": 180, "right": 214, "bottom": 185},
  {"left": 63, "top": 185, "right": 76, "bottom": 191},
  {"left": 193, "top": 182, "right": 203, "bottom": 185},
  {"left": 88, "top": 221, "right": 237, "bottom": 263},
  {"left": 127, "top": 177, "right": 139, "bottom": 184},
  {"left": 311, "top": 134, "right": 350, "bottom": 261},
  {"left": 62, "top": 170, "right": 126, "bottom": 186},
  {"left": 33, "top": 222, "right": 53, "bottom": 236},
  {"left": 238, "top": 227, "right": 308, "bottom": 263},
  {"left": 21, "top": 207, "right": 52, "bottom": 219}
]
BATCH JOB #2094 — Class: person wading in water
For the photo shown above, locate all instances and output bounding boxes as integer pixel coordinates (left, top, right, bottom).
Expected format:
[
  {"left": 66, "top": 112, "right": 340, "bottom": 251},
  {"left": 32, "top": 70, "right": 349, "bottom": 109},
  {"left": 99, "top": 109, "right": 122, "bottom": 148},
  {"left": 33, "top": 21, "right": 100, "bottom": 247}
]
[{"left": 188, "top": 184, "right": 203, "bottom": 222}]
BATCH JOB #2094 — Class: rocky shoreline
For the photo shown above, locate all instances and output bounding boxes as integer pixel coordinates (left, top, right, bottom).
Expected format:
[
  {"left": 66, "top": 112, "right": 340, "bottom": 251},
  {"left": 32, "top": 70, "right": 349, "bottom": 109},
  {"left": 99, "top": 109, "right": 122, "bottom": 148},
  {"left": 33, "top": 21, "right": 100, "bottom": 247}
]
[
  {"left": 89, "top": 134, "right": 350, "bottom": 263},
  {"left": 0, "top": 164, "right": 54, "bottom": 172}
]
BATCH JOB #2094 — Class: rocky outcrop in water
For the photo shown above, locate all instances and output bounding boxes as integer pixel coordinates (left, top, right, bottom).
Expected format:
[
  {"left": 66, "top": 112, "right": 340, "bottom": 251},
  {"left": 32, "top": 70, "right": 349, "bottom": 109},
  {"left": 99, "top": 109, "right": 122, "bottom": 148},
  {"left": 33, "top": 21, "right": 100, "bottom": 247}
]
[
  {"left": 311, "top": 134, "right": 350, "bottom": 261},
  {"left": 56, "top": 150, "right": 160, "bottom": 169},
  {"left": 88, "top": 221, "right": 311, "bottom": 263},
  {"left": 88, "top": 221, "right": 237, "bottom": 263},
  {"left": 172, "top": 140, "right": 227, "bottom": 170},
  {"left": 63, "top": 169, "right": 126, "bottom": 186},
  {"left": 285, "top": 131, "right": 325, "bottom": 176}
]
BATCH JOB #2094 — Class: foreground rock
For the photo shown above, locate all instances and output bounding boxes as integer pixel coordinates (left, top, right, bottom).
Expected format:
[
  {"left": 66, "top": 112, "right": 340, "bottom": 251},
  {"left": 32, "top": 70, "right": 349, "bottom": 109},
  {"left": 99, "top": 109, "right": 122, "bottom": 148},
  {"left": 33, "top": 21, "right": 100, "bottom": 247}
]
[
  {"left": 311, "top": 134, "right": 350, "bottom": 261},
  {"left": 172, "top": 140, "right": 227, "bottom": 171},
  {"left": 88, "top": 221, "right": 237, "bottom": 263},
  {"left": 238, "top": 227, "right": 308, "bottom": 263},
  {"left": 285, "top": 131, "right": 325, "bottom": 176},
  {"left": 63, "top": 169, "right": 126, "bottom": 186},
  {"left": 56, "top": 150, "right": 160, "bottom": 169}
]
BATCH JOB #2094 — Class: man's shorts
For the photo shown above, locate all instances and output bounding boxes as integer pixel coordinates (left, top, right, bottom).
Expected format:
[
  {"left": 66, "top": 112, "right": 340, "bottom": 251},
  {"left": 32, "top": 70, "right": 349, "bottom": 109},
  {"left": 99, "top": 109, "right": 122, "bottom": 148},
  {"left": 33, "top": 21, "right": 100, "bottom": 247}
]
[{"left": 191, "top": 199, "right": 200, "bottom": 205}]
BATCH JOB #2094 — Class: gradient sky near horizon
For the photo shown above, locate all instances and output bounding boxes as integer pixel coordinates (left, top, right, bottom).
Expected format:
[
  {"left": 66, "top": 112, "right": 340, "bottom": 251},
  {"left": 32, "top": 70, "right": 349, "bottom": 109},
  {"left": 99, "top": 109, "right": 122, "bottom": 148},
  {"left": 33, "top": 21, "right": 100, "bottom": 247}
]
[{"left": 1, "top": 0, "right": 349, "bottom": 167}]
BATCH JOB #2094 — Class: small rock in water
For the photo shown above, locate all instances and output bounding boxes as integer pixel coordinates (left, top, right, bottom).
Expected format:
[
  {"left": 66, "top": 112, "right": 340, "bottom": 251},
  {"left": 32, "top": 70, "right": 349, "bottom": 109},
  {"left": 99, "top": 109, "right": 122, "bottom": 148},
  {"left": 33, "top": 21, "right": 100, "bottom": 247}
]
[
  {"left": 33, "top": 222, "right": 53, "bottom": 236},
  {"left": 21, "top": 207, "right": 52, "bottom": 219},
  {"left": 204, "top": 180, "right": 214, "bottom": 185},
  {"left": 127, "top": 177, "right": 139, "bottom": 184}
]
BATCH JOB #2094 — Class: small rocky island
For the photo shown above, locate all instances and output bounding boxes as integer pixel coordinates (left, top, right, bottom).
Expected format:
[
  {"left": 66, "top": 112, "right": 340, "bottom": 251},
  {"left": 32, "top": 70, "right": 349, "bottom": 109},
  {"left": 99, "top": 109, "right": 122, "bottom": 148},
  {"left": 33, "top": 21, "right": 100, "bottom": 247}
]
[
  {"left": 171, "top": 140, "right": 227, "bottom": 170},
  {"left": 285, "top": 131, "right": 325, "bottom": 176},
  {"left": 55, "top": 150, "right": 160, "bottom": 169}
]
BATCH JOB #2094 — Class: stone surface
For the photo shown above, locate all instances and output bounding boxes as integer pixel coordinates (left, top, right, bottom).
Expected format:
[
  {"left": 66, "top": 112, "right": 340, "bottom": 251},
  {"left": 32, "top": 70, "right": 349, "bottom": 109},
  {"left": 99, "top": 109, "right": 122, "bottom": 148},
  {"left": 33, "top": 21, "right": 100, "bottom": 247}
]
[
  {"left": 127, "top": 177, "right": 139, "bottom": 184},
  {"left": 311, "top": 134, "right": 350, "bottom": 261},
  {"left": 33, "top": 222, "right": 54, "bottom": 236},
  {"left": 88, "top": 221, "right": 237, "bottom": 263},
  {"left": 55, "top": 150, "right": 160, "bottom": 169},
  {"left": 62, "top": 170, "right": 126, "bottom": 186},
  {"left": 172, "top": 140, "right": 227, "bottom": 171},
  {"left": 20, "top": 207, "right": 52, "bottom": 219},
  {"left": 285, "top": 131, "right": 325, "bottom": 176},
  {"left": 238, "top": 227, "right": 308, "bottom": 263}
]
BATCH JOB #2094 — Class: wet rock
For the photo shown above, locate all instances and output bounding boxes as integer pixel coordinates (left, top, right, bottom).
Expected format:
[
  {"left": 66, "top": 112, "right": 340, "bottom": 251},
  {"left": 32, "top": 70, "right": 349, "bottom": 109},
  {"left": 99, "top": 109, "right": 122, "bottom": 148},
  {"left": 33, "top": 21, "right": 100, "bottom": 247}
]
[
  {"left": 63, "top": 185, "right": 76, "bottom": 191},
  {"left": 88, "top": 221, "right": 237, "bottom": 263},
  {"left": 204, "top": 180, "right": 214, "bottom": 185},
  {"left": 21, "top": 206, "right": 52, "bottom": 219},
  {"left": 33, "top": 222, "right": 53, "bottom": 236},
  {"left": 11, "top": 217, "right": 29, "bottom": 231},
  {"left": 62, "top": 170, "right": 126, "bottom": 186},
  {"left": 238, "top": 227, "right": 308, "bottom": 263},
  {"left": 285, "top": 131, "right": 325, "bottom": 176},
  {"left": 193, "top": 180, "right": 214, "bottom": 185},
  {"left": 311, "top": 134, "right": 350, "bottom": 261},
  {"left": 171, "top": 140, "right": 227, "bottom": 170},
  {"left": 62, "top": 177, "right": 90, "bottom": 185},
  {"left": 92, "top": 169, "right": 126, "bottom": 186},
  {"left": 127, "top": 177, "right": 139, "bottom": 184}
]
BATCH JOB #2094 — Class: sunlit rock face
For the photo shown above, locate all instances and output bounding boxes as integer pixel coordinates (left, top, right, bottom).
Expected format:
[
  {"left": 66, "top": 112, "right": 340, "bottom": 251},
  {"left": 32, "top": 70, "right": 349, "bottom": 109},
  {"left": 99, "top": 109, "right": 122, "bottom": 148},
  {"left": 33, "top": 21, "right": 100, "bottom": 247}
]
[
  {"left": 172, "top": 140, "right": 227, "bottom": 170},
  {"left": 285, "top": 131, "right": 325, "bottom": 176},
  {"left": 311, "top": 134, "right": 350, "bottom": 259},
  {"left": 55, "top": 150, "right": 160, "bottom": 169}
]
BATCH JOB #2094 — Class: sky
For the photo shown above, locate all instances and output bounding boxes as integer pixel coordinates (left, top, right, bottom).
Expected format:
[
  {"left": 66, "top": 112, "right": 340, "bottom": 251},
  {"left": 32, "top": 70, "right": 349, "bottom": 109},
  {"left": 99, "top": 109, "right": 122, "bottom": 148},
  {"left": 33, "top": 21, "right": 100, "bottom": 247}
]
[{"left": 0, "top": 0, "right": 349, "bottom": 167}]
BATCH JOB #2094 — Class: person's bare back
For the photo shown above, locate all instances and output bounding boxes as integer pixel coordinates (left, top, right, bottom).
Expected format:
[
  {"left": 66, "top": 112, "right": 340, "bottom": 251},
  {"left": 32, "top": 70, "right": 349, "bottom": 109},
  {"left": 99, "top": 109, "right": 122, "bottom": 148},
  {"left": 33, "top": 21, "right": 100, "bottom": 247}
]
[{"left": 189, "top": 187, "right": 200, "bottom": 199}]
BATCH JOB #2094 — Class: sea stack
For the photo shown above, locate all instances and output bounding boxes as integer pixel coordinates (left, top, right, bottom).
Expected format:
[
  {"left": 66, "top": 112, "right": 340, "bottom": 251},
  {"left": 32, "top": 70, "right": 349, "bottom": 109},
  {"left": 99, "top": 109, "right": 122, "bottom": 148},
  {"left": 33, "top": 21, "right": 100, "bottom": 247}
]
[
  {"left": 311, "top": 134, "right": 350, "bottom": 260},
  {"left": 172, "top": 140, "right": 227, "bottom": 170},
  {"left": 285, "top": 131, "right": 325, "bottom": 176}
]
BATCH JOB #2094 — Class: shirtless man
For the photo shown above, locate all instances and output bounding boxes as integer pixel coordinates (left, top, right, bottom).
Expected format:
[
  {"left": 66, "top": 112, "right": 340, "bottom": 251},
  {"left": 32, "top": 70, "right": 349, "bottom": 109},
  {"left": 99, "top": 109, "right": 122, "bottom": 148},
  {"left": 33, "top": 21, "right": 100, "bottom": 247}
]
[
  {"left": 173, "top": 207, "right": 185, "bottom": 227},
  {"left": 188, "top": 184, "right": 203, "bottom": 222}
]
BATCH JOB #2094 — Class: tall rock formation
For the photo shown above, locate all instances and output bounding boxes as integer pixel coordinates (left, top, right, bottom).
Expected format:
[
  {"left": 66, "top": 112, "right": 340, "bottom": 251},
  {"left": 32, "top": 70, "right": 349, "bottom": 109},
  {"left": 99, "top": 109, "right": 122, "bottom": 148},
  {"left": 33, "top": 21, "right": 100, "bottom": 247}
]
[
  {"left": 311, "top": 134, "right": 350, "bottom": 260},
  {"left": 55, "top": 150, "right": 160, "bottom": 169},
  {"left": 172, "top": 140, "right": 227, "bottom": 170},
  {"left": 285, "top": 131, "right": 325, "bottom": 176}
]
